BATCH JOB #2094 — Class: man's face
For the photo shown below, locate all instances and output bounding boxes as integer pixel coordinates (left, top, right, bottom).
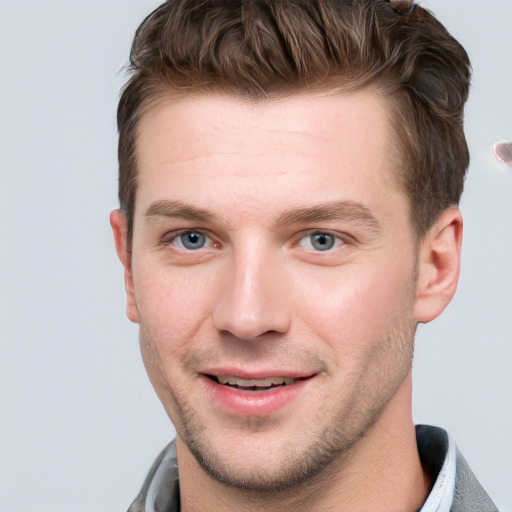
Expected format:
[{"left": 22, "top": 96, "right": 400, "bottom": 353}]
[{"left": 125, "top": 92, "right": 420, "bottom": 489}]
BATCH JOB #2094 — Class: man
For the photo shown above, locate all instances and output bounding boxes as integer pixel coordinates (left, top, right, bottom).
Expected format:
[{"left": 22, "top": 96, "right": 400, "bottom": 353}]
[{"left": 111, "top": 0, "right": 498, "bottom": 510}]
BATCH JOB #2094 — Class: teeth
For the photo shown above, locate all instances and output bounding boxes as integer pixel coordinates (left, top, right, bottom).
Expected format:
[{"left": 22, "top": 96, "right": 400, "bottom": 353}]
[{"left": 217, "top": 375, "right": 296, "bottom": 388}]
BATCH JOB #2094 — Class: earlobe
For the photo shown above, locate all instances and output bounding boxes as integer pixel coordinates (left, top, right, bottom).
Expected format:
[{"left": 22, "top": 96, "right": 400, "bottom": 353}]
[
  {"left": 414, "top": 208, "right": 463, "bottom": 324},
  {"left": 110, "top": 209, "right": 140, "bottom": 324}
]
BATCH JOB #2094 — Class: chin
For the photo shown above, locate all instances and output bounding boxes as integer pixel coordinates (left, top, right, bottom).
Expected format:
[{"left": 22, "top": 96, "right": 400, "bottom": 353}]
[
  {"left": 188, "top": 440, "right": 340, "bottom": 492},
  {"left": 177, "top": 413, "right": 361, "bottom": 493}
]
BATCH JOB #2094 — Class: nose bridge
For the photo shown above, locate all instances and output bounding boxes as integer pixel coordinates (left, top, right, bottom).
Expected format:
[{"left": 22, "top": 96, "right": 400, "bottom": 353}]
[{"left": 212, "top": 235, "right": 290, "bottom": 339}]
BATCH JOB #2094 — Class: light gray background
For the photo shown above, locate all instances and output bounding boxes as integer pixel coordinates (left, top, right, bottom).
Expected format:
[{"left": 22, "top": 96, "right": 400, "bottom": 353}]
[{"left": 1, "top": 1, "right": 510, "bottom": 511}]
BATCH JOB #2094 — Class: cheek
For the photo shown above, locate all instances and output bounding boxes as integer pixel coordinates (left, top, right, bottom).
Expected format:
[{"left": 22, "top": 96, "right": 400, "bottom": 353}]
[
  {"left": 133, "top": 265, "right": 217, "bottom": 422},
  {"left": 133, "top": 263, "right": 216, "bottom": 357},
  {"left": 295, "top": 260, "right": 416, "bottom": 354}
]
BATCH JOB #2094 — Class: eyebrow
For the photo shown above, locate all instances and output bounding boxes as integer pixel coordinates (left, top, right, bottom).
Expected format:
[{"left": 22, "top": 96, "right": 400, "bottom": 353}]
[
  {"left": 145, "top": 199, "right": 381, "bottom": 234},
  {"left": 275, "top": 201, "right": 381, "bottom": 233},
  {"left": 145, "top": 200, "right": 217, "bottom": 223}
]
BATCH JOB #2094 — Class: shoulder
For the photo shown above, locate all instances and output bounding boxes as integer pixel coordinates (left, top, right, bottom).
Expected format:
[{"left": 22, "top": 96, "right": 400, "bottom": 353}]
[
  {"left": 451, "top": 448, "right": 498, "bottom": 512},
  {"left": 128, "top": 441, "right": 179, "bottom": 512}
]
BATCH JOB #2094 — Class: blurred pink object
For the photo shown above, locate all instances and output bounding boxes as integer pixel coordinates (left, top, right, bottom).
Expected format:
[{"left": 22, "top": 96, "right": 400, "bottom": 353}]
[{"left": 493, "top": 141, "right": 512, "bottom": 167}]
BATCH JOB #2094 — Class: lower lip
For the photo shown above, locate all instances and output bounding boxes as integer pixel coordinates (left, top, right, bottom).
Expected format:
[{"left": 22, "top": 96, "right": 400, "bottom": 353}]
[{"left": 200, "top": 375, "right": 313, "bottom": 417}]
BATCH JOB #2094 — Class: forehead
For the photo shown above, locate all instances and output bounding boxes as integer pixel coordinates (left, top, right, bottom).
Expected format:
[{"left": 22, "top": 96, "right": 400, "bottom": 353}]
[{"left": 134, "top": 91, "right": 405, "bottom": 224}]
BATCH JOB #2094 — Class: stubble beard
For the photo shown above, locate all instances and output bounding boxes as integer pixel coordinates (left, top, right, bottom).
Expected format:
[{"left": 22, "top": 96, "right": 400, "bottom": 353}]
[
  {"left": 179, "top": 400, "right": 375, "bottom": 493},
  {"left": 167, "top": 321, "right": 417, "bottom": 494}
]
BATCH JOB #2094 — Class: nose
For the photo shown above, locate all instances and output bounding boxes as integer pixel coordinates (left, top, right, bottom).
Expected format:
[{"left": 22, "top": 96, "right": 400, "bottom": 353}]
[{"left": 212, "top": 243, "right": 291, "bottom": 340}]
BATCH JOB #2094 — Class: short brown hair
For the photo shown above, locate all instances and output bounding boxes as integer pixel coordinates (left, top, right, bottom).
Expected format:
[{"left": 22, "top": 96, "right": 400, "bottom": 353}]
[{"left": 117, "top": 0, "right": 471, "bottom": 242}]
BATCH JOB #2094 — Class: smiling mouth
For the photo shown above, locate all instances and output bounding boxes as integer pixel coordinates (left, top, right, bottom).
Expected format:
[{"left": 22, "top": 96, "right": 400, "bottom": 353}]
[{"left": 206, "top": 375, "right": 310, "bottom": 391}]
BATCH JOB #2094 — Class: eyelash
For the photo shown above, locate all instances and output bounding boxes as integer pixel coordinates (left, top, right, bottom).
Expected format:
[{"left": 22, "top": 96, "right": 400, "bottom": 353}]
[
  {"left": 294, "top": 230, "right": 348, "bottom": 253},
  {"left": 161, "top": 229, "right": 215, "bottom": 251},
  {"left": 161, "top": 229, "right": 348, "bottom": 254}
]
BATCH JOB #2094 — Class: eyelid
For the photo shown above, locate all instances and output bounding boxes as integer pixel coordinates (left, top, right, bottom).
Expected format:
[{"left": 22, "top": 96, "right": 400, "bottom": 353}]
[{"left": 296, "top": 229, "right": 349, "bottom": 244}]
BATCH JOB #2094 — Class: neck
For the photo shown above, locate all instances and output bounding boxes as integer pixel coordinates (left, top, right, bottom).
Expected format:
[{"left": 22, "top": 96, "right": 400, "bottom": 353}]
[{"left": 178, "top": 373, "right": 430, "bottom": 512}]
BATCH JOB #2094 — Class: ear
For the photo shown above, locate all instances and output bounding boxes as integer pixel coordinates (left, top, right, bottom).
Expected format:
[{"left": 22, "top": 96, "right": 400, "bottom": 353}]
[
  {"left": 414, "top": 208, "right": 463, "bottom": 324},
  {"left": 110, "top": 209, "right": 140, "bottom": 323}
]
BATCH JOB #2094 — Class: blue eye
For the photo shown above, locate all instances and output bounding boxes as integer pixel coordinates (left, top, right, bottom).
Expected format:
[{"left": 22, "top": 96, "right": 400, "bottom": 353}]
[
  {"left": 299, "top": 233, "right": 338, "bottom": 251},
  {"left": 175, "top": 231, "right": 208, "bottom": 250}
]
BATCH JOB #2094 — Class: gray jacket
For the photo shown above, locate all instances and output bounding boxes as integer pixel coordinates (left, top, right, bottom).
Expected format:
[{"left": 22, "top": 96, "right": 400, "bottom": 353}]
[{"left": 128, "top": 425, "right": 498, "bottom": 512}]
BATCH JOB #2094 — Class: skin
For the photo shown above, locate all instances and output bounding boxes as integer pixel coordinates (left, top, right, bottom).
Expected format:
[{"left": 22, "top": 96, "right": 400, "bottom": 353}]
[{"left": 111, "top": 91, "right": 463, "bottom": 511}]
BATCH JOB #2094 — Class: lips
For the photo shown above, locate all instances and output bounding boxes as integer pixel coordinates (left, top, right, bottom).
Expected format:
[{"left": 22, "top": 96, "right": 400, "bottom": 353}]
[{"left": 200, "top": 372, "right": 315, "bottom": 416}]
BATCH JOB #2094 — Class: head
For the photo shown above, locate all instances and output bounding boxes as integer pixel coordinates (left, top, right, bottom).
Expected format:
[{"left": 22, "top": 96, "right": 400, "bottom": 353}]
[{"left": 112, "top": 0, "right": 470, "bottom": 499}]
